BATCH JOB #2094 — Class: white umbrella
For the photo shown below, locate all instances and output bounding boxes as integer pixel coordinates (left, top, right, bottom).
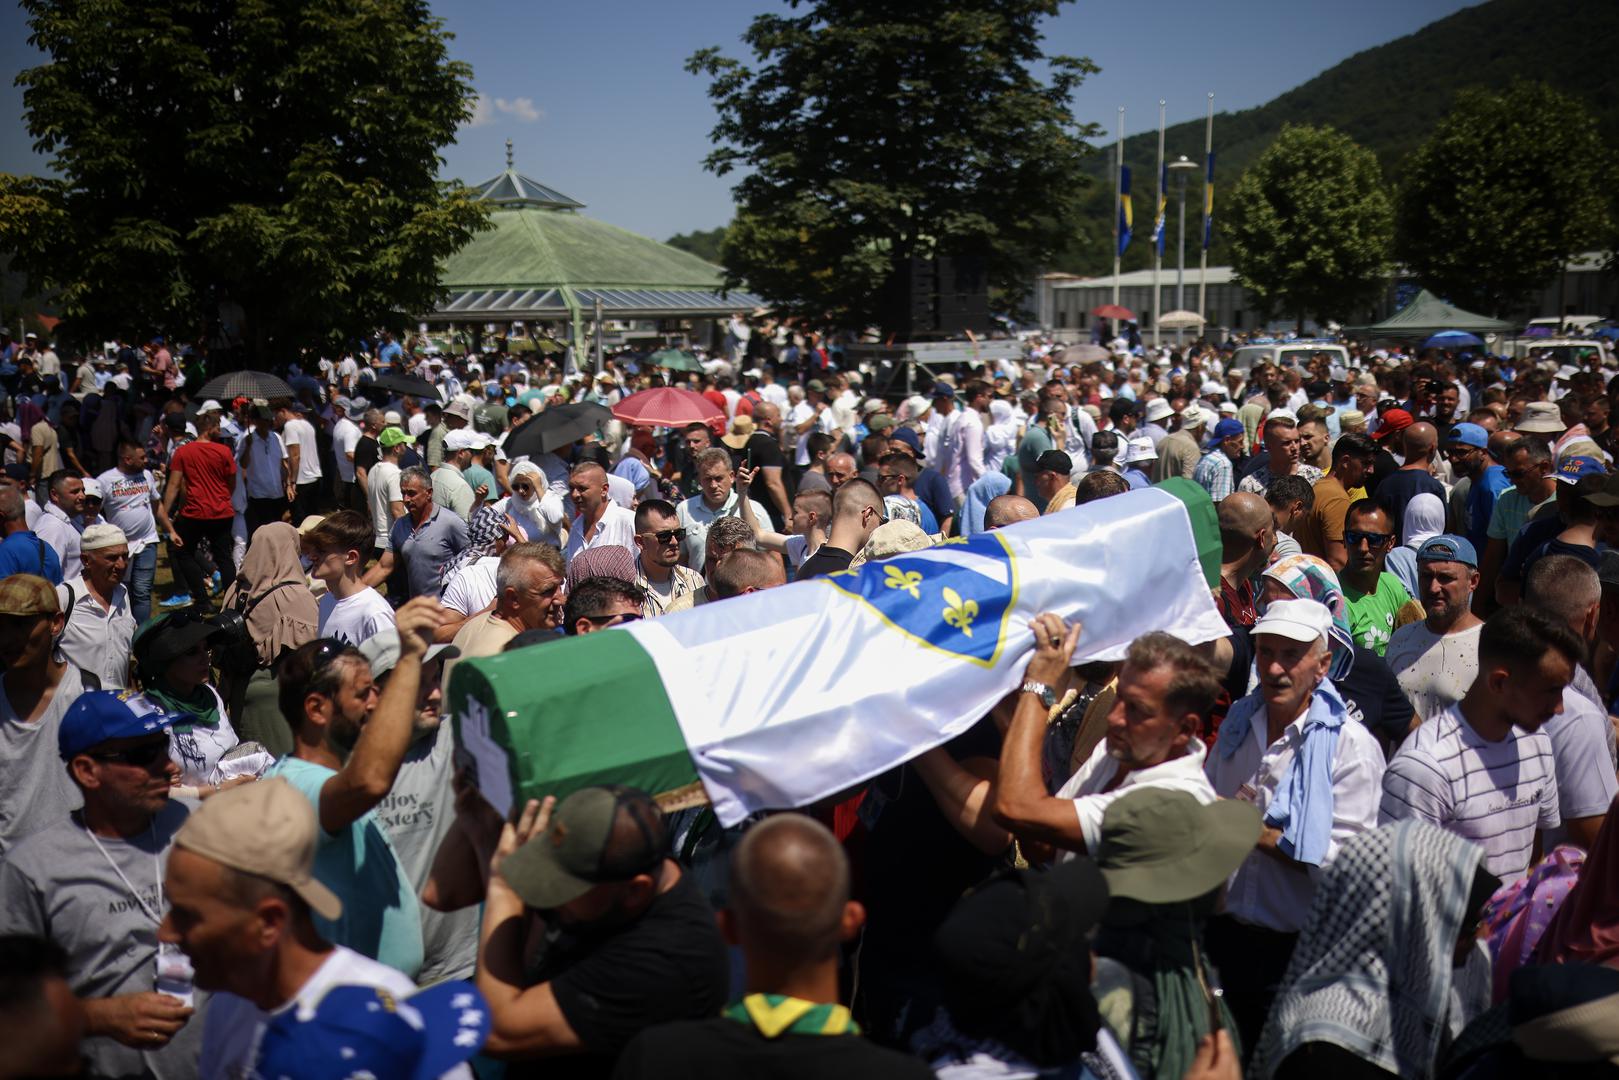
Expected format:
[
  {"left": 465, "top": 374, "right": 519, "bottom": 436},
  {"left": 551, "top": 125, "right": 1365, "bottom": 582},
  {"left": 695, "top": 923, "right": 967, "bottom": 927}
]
[{"left": 1157, "top": 310, "right": 1206, "bottom": 329}]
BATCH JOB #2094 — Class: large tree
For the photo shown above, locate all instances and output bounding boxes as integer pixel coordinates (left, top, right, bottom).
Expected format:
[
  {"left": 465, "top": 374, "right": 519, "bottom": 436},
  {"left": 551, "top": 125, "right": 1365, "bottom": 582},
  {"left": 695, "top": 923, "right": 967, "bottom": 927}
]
[
  {"left": 1226, "top": 124, "right": 1393, "bottom": 332},
  {"left": 687, "top": 0, "right": 1100, "bottom": 331},
  {"left": 1396, "top": 81, "right": 1614, "bottom": 316},
  {"left": 3, "top": 0, "right": 489, "bottom": 363}
]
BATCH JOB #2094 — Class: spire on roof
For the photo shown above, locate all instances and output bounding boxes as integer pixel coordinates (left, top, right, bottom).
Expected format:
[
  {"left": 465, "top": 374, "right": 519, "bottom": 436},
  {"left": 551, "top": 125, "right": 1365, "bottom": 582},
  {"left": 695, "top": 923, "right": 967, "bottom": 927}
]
[
  {"left": 506, "top": 138, "right": 513, "bottom": 170},
  {"left": 472, "top": 147, "right": 585, "bottom": 211}
]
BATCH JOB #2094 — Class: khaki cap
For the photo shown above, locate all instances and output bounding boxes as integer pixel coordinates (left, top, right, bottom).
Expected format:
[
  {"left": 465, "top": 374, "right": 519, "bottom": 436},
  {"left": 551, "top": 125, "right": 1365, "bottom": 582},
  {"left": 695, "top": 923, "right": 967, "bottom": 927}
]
[
  {"left": 174, "top": 778, "right": 342, "bottom": 920},
  {"left": 0, "top": 574, "right": 59, "bottom": 616}
]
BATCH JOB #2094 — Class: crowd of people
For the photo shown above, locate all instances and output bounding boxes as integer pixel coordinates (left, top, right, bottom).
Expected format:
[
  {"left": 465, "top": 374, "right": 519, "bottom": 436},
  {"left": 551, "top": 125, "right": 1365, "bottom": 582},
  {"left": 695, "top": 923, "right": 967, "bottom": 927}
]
[{"left": 0, "top": 320, "right": 1617, "bottom": 1079}]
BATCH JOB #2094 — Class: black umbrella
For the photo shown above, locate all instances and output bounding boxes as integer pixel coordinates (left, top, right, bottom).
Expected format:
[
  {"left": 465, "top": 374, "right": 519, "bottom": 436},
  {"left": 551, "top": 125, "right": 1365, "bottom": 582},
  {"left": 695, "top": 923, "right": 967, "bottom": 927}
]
[
  {"left": 503, "top": 402, "right": 612, "bottom": 457},
  {"left": 194, "top": 371, "right": 295, "bottom": 401},
  {"left": 365, "top": 371, "right": 441, "bottom": 399}
]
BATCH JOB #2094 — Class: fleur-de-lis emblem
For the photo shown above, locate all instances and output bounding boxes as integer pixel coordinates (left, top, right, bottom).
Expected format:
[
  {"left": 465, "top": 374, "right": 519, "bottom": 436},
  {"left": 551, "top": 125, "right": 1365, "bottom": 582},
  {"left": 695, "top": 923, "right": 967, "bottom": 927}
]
[
  {"left": 884, "top": 565, "right": 923, "bottom": 599},
  {"left": 941, "top": 587, "right": 978, "bottom": 637}
]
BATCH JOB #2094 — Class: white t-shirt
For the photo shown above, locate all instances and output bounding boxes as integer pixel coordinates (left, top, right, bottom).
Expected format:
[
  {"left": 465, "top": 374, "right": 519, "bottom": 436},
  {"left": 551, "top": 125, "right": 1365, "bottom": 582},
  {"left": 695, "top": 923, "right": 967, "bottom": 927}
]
[
  {"left": 1386, "top": 621, "right": 1482, "bottom": 723},
  {"left": 1379, "top": 703, "right": 1559, "bottom": 883},
  {"left": 788, "top": 402, "right": 816, "bottom": 464},
  {"left": 367, "top": 460, "right": 403, "bottom": 549},
  {"left": 331, "top": 417, "right": 362, "bottom": 483},
  {"left": 93, "top": 467, "right": 159, "bottom": 550},
  {"left": 199, "top": 946, "right": 476, "bottom": 1080},
  {"left": 318, "top": 587, "right": 396, "bottom": 646},
  {"left": 1541, "top": 685, "right": 1619, "bottom": 841},
  {"left": 407, "top": 412, "right": 429, "bottom": 437},
  {"left": 440, "top": 556, "right": 500, "bottom": 615},
  {"left": 1055, "top": 738, "right": 1217, "bottom": 853},
  {"left": 282, "top": 418, "right": 322, "bottom": 483},
  {"left": 167, "top": 686, "right": 241, "bottom": 788}
]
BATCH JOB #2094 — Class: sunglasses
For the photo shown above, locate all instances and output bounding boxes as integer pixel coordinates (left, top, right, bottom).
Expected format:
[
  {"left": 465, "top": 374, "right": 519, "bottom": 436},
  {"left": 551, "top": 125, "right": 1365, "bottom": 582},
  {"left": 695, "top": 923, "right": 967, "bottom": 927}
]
[
  {"left": 91, "top": 741, "right": 171, "bottom": 768},
  {"left": 639, "top": 528, "right": 687, "bottom": 544},
  {"left": 581, "top": 612, "right": 641, "bottom": 627},
  {"left": 512, "top": 483, "right": 535, "bottom": 494},
  {"left": 1344, "top": 529, "right": 1393, "bottom": 547}
]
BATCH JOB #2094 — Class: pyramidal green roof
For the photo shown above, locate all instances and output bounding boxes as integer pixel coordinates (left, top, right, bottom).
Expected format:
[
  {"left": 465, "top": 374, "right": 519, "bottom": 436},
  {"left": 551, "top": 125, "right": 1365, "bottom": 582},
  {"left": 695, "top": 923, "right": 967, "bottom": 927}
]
[{"left": 1349, "top": 289, "right": 1514, "bottom": 335}]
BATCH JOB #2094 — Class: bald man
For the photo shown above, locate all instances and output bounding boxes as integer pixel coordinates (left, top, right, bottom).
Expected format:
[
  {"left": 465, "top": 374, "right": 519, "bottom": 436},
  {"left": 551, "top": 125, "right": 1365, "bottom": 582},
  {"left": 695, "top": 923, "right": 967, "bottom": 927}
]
[
  {"left": 825, "top": 452, "right": 858, "bottom": 491},
  {"left": 985, "top": 494, "right": 1039, "bottom": 529},
  {"left": 1217, "top": 492, "right": 1275, "bottom": 629},
  {"left": 1374, "top": 422, "right": 1446, "bottom": 539},
  {"left": 708, "top": 548, "right": 787, "bottom": 599},
  {"left": 614, "top": 815, "right": 932, "bottom": 1079},
  {"left": 564, "top": 461, "right": 637, "bottom": 564}
]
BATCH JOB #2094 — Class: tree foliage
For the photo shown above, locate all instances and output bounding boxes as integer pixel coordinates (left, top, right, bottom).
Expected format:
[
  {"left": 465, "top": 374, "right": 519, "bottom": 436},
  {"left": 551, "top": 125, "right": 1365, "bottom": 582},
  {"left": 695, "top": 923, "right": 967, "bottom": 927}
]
[
  {"left": 665, "top": 226, "right": 731, "bottom": 266},
  {"left": 3, "top": 0, "right": 490, "bottom": 362},
  {"left": 1396, "top": 81, "right": 1614, "bottom": 316},
  {"left": 686, "top": 0, "right": 1100, "bottom": 331},
  {"left": 1226, "top": 124, "right": 1393, "bottom": 330}
]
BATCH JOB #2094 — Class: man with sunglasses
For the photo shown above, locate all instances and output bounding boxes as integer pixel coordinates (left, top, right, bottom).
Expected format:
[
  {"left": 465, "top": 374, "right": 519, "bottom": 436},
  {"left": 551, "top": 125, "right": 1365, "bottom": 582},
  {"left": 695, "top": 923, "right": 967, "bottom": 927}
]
[
  {"left": 0, "top": 690, "right": 203, "bottom": 1079},
  {"left": 269, "top": 595, "right": 449, "bottom": 977},
  {"left": 633, "top": 499, "right": 704, "bottom": 618},
  {"left": 563, "top": 576, "right": 646, "bottom": 636},
  {"left": 1340, "top": 500, "right": 1424, "bottom": 657}
]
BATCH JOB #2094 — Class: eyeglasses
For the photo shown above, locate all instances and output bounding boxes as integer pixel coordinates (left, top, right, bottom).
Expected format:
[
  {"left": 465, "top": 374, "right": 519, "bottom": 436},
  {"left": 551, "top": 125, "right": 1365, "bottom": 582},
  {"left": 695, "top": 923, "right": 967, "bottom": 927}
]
[
  {"left": 91, "top": 741, "right": 171, "bottom": 768},
  {"left": 582, "top": 612, "right": 641, "bottom": 627},
  {"left": 1345, "top": 529, "right": 1393, "bottom": 547},
  {"left": 638, "top": 528, "right": 687, "bottom": 544}
]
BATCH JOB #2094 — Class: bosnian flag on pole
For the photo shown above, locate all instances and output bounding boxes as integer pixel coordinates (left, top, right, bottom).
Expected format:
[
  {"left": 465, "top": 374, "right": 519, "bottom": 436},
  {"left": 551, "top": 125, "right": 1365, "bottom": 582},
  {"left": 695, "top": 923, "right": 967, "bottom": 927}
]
[{"left": 449, "top": 486, "right": 1226, "bottom": 826}]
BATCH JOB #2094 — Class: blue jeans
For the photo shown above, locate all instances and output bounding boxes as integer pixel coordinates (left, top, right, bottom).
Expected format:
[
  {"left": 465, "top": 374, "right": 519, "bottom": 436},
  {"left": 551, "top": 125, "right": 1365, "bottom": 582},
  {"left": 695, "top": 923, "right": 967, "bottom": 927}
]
[{"left": 129, "top": 543, "right": 157, "bottom": 626}]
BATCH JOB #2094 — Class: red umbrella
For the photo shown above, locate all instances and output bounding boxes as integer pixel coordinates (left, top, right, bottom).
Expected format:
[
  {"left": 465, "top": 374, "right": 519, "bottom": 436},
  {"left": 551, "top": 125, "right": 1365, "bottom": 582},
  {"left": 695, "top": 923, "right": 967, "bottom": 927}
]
[
  {"left": 611, "top": 387, "right": 724, "bottom": 428},
  {"left": 1091, "top": 304, "right": 1134, "bottom": 320}
]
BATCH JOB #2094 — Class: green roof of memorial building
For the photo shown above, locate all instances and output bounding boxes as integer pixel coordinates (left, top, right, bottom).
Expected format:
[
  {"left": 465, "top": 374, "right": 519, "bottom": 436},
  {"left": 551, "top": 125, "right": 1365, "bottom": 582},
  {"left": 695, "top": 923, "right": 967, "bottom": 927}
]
[{"left": 431, "top": 142, "right": 761, "bottom": 320}]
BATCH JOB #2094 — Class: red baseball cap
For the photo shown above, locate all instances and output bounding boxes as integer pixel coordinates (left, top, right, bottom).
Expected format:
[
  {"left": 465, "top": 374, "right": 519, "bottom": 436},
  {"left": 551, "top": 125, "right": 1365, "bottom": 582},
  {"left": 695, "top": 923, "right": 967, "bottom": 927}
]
[{"left": 1374, "top": 408, "right": 1413, "bottom": 441}]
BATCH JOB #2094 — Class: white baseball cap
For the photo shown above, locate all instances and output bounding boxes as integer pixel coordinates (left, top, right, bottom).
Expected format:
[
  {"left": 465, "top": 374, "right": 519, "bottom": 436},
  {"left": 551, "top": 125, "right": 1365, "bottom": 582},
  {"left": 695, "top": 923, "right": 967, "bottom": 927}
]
[{"left": 1252, "top": 598, "right": 1333, "bottom": 647}]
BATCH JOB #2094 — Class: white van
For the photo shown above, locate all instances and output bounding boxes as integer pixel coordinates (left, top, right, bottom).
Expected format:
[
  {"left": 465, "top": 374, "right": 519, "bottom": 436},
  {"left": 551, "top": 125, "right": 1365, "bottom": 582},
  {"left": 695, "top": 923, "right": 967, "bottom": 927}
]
[{"left": 1230, "top": 342, "right": 1349, "bottom": 374}]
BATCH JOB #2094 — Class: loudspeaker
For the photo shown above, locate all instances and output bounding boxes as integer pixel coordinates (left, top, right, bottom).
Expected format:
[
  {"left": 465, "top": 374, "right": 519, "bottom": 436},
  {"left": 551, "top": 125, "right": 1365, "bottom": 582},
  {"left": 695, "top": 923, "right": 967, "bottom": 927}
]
[{"left": 882, "top": 255, "right": 990, "bottom": 339}]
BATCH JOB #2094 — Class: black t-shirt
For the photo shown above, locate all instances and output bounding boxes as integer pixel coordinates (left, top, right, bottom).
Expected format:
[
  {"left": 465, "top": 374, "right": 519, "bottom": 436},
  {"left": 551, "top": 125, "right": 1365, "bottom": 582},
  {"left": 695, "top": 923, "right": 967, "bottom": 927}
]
[
  {"left": 1335, "top": 643, "right": 1414, "bottom": 751},
  {"left": 861, "top": 717, "right": 1007, "bottom": 965},
  {"left": 521, "top": 869, "right": 729, "bottom": 1079},
  {"left": 613, "top": 1018, "right": 936, "bottom": 1080},
  {"left": 353, "top": 435, "right": 379, "bottom": 477},
  {"left": 1366, "top": 448, "right": 1400, "bottom": 498},
  {"left": 743, "top": 431, "right": 788, "bottom": 529},
  {"left": 1372, "top": 468, "right": 1447, "bottom": 539},
  {"left": 796, "top": 546, "right": 854, "bottom": 581}
]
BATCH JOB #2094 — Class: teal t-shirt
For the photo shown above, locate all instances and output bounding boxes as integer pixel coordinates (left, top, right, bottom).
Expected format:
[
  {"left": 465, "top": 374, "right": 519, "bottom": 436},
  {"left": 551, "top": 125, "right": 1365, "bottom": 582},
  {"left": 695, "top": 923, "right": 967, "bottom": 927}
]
[
  {"left": 265, "top": 757, "right": 424, "bottom": 979},
  {"left": 462, "top": 463, "right": 497, "bottom": 506},
  {"left": 1344, "top": 572, "right": 1412, "bottom": 656}
]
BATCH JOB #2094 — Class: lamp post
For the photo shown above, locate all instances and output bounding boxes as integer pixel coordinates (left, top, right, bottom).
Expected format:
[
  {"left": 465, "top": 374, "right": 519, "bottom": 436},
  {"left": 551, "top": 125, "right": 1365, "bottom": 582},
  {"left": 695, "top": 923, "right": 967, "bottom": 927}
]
[{"left": 1167, "top": 155, "right": 1198, "bottom": 347}]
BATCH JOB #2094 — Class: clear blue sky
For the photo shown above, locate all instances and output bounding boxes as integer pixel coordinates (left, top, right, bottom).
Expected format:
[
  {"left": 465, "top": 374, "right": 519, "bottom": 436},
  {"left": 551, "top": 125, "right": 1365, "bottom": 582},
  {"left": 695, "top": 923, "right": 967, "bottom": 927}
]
[{"left": 0, "top": 0, "right": 1480, "bottom": 242}]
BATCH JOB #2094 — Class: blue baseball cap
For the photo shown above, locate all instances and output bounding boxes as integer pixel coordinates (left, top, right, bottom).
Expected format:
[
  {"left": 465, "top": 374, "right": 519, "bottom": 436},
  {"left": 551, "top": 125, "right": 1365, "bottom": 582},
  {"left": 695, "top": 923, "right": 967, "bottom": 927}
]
[
  {"left": 930, "top": 383, "right": 956, "bottom": 400},
  {"left": 1555, "top": 456, "right": 1607, "bottom": 485},
  {"left": 1415, "top": 534, "right": 1478, "bottom": 569},
  {"left": 58, "top": 691, "right": 183, "bottom": 760},
  {"left": 254, "top": 981, "right": 489, "bottom": 1080},
  {"left": 1203, "top": 417, "right": 1244, "bottom": 449},
  {"left": 1445, "top": 422, "right": 1488, "bottom": 450}
]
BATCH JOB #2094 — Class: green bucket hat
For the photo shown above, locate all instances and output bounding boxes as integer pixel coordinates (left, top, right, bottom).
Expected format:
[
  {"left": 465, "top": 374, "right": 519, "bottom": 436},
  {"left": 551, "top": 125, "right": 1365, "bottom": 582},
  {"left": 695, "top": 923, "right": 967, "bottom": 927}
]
[
  {"left": 500, "top": 785, "right": 665, "bottom": 910},
  {"left": 1095, "top": 788, "right": 1261, "bottom": 905}
]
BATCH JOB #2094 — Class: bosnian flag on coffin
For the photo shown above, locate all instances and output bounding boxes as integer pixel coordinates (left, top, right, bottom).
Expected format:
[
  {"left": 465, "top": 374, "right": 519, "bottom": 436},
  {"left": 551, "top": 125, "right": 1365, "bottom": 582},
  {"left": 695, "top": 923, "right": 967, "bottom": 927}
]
[{"left": 449, "top": 485, "right": 1227, "bottom": 826}]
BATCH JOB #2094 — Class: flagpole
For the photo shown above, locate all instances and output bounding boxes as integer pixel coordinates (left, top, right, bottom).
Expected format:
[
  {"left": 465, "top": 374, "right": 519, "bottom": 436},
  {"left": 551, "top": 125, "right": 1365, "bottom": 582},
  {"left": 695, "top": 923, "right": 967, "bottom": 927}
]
[
  {"left": 1153, "top": 100, "right": 1164, "bottom": 349},
  {"left": 1199, "top": 92, "right": 1213, "bottom": 336},
  {"left": 1112, "top": 106, "right": 1123, "bottom": 342}
]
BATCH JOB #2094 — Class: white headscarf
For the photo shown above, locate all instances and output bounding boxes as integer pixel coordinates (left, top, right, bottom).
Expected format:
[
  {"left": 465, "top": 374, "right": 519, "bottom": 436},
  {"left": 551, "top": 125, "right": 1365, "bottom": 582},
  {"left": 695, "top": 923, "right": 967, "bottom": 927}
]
[
  {"left": 1402, "top": 492, "right": 1446, "bottom": 548},
  {"left": 984, "top": 399, "right": 1022, "bottom": 473}
]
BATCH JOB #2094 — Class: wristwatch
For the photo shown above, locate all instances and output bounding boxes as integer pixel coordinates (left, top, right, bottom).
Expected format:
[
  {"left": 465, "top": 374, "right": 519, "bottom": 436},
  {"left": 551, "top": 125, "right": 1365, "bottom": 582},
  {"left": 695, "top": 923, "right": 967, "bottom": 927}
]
[{"left": 1020, "top": 680, "right": 1057, "bottom": 709}]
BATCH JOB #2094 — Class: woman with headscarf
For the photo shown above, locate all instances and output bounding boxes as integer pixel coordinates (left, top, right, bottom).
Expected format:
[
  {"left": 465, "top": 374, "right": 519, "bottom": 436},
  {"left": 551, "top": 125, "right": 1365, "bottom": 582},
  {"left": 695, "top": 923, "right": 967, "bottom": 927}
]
[
  {"left": 1385, "top": 492, "right": 1447, "bottom": 600},
  {"left": 1253, "top": 553, "right": 1415, "bottom": 756},
  {"left": 440, "top": 504, "right": 521, "bottom": 621},
  {"left": 983, "top": 399, "right": 1023, "bottom": 476},
  {"left": 1252, "top": 820, "right": 1496, "bottom": 1080},
  {"left": 217, "top": 522, "right": 320, "bottom": 756},
  {"left": 498, "top": 460, "right": 566, "bottom": 547}
]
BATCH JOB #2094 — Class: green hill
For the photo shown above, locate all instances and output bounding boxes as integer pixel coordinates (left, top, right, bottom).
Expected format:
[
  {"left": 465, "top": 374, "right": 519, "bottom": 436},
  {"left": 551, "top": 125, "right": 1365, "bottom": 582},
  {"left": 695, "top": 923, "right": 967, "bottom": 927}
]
[{"left": 1059, "top": 0, "right": 1619, "bottom": 275}]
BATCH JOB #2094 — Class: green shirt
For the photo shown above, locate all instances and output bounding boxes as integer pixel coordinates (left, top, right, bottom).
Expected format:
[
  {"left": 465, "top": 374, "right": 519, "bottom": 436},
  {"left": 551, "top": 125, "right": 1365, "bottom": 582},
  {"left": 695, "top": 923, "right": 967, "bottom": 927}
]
[
  {"left": 1344, "top": 571, "right": 1413, "bottom": 656},
  {"left": 1487, "top": 488, "right": 1557, "bottom": 542}
]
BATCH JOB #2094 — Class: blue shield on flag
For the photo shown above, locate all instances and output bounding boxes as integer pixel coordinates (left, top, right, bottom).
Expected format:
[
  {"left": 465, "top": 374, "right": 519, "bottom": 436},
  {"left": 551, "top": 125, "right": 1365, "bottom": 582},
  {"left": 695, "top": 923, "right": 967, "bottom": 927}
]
[{"left": 822, "top": 532, "right": 1019, "bottom": 667}]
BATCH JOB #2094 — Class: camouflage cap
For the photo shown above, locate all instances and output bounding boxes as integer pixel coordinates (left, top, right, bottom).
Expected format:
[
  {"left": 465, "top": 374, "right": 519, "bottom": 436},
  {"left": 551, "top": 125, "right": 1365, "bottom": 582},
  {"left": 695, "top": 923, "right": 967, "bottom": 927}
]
[{"left": 0, "top": 574, "right": 59, "bottom": 617}]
